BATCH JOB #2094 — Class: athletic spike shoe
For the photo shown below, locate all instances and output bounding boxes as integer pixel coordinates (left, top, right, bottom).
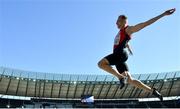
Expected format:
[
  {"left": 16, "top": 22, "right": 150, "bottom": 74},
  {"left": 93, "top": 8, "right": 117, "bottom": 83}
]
[
  {"left": 152, "top": 88, "right": 163, "bottom": 101},
  {"left": 119, "top": 78, "right": 125, "bottom": 89}
]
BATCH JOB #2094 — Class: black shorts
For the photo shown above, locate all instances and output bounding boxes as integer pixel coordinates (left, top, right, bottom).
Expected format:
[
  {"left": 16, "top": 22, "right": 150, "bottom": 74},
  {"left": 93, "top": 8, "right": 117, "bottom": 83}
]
[{"left": 104, "top": 50, "right": 129, "bottom": 73}]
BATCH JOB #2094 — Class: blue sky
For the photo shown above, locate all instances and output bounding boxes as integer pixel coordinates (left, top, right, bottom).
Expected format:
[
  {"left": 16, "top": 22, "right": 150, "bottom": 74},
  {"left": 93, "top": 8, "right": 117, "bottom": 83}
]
[{"left": 0, "top": 0, "right": 180, "bottom": 75}]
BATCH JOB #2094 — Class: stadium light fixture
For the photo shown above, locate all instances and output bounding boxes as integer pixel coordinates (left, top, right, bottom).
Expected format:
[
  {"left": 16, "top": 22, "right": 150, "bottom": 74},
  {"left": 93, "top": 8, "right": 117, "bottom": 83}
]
[
  {"left": 6, "top": 104, "right": 10, "bottom": 108},
  {"left": 73, "top": 81, "right": 77, "bottom": 84}
]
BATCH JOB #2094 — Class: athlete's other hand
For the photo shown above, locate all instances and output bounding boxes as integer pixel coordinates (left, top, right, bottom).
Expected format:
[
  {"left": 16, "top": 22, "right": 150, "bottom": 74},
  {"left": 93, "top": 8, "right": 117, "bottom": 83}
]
[
  {"left": 129, "top": 51, "right": 133, "bottom": 56},
  {"left": 126, "top": 44, "right": 133, "bottom": 56},
  {"left": 128, "top": 48, "right": 133, "bottom": 55},
  {"left": 163, "top": 8, "right": 176, "bottom": 16}
]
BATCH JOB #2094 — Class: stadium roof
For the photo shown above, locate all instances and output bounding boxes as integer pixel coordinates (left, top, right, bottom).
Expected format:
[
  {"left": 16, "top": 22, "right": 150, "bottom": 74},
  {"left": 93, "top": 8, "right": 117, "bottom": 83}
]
[{"left": 0, "top": 67, "right": 180, "bottom": 99}]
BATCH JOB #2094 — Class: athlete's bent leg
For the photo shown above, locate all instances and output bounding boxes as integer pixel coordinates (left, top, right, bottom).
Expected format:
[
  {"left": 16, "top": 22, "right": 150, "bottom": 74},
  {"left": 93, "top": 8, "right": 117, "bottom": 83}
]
[{"left": 98, "top": 58, "right": 125, "bottom": 79}]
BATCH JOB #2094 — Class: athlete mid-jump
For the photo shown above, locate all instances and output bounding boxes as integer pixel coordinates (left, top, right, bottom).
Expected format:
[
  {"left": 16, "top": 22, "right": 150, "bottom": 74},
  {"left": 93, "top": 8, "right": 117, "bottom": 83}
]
[{"left": 98, "top": 8, "right": 175, "bottom": 101}]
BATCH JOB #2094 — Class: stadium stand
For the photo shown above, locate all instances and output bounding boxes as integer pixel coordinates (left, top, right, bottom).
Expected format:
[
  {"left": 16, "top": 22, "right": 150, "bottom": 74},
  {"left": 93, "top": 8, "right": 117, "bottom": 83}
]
[{"left": 0, "top": 66, "right": 180, "bottom": 108}]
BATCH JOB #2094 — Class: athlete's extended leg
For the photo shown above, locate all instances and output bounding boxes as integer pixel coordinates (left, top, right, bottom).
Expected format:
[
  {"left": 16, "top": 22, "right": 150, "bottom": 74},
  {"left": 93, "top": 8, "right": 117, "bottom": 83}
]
[
  {"left": 126, "top": 71, "right": 152, "bottom": 92},
  {"left": 126, "top": 71, "right": 163, "bottom": 101},
  {"left": 98, "top": 58, "right": 125, "bottom": 79}
]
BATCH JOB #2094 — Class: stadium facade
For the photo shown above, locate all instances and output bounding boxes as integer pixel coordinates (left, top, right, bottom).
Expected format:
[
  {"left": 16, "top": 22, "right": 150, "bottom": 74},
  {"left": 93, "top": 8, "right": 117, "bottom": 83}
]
[{"left": 0, "top": 67, "right": 180, "bottom": 108}]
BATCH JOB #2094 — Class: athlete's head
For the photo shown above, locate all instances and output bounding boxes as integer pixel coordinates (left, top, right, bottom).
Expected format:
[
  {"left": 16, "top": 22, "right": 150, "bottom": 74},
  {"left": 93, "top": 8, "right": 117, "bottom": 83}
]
[{"left": 116, "top": 15, "right": 127, "bottom": 29}]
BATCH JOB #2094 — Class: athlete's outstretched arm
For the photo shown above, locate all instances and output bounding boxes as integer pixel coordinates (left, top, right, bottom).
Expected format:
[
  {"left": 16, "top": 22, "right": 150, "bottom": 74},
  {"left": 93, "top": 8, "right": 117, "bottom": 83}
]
[{"left": 127, "top": 8, "right": 175, "bottom": 35}]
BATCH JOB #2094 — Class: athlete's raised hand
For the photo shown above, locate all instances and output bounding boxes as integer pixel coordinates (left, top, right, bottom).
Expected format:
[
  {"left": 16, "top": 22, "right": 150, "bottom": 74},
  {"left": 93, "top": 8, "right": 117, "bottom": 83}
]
[
  {"left": 126, "top": 8, "right": 176, "bottom": 35},
  {"left": 163, "top": 8, "right": 176, "bottom": 16}
]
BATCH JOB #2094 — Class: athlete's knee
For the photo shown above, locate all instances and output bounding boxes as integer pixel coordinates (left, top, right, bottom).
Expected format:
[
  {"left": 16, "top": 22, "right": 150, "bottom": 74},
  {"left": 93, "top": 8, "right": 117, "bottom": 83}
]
[
  {"left": 98, "top": 59, "right": 109, "bottom": 69},
  {"left": 97, "top": 60, "right": 105, "bottom": 69}
]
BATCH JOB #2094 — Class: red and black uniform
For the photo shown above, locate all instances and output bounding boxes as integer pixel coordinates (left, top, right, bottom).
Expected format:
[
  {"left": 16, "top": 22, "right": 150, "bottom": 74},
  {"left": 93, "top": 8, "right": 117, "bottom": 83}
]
[{"left": 105, "top": 26, "right": 131, "bottom": 73}]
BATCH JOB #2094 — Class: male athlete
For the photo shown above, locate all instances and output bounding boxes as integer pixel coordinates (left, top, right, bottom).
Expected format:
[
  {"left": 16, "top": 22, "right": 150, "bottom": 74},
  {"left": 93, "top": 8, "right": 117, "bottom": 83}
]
[{"left": 98, "top": 8, "right": 175, "bottom": 101}]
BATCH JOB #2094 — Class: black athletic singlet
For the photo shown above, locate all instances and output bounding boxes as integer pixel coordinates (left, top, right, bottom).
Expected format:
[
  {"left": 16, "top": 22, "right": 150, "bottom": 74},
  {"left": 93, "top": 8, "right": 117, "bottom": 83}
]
[{"left": 113, "top": 26, "right": 131, "bottom": 53}]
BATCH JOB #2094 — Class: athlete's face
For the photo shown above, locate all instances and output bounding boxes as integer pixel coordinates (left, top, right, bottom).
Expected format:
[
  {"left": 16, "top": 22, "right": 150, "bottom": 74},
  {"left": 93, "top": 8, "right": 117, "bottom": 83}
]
[{"left": 116, "top": 17, "right": 127, "bottom": 29}]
